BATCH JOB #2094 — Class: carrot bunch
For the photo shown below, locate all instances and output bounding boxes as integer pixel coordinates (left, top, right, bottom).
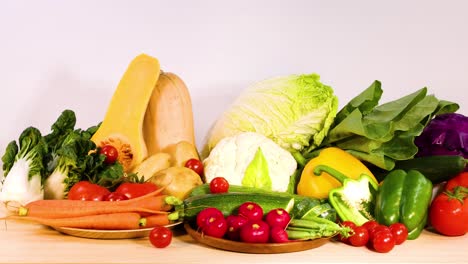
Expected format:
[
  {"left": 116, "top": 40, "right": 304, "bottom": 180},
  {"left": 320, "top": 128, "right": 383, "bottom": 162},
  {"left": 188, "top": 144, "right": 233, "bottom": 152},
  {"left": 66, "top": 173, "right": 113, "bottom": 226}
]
[{"left": 1, "top": 189, "right": 181, "bottom": 230}]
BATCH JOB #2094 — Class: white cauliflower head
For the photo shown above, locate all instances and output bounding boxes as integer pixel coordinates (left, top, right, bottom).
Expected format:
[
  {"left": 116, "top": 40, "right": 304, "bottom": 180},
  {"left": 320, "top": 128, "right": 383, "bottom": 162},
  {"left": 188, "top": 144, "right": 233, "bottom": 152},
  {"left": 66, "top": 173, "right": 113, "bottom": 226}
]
[{"left": 203, "top": 132, "right": 297, "bottom": 192}]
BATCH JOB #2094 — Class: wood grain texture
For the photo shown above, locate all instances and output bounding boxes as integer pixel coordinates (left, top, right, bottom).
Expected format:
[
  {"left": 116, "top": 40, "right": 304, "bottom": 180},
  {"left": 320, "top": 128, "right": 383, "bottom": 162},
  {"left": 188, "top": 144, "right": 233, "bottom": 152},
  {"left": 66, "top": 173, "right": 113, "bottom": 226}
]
[{"left": 0, "top": 221, "right": 466, "bottom": 263}]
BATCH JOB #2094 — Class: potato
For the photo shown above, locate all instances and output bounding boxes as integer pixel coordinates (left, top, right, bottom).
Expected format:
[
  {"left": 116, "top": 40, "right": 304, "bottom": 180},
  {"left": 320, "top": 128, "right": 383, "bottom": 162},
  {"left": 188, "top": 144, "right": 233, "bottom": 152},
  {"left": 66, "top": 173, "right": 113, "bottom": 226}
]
[
  {"left": 163, "top": 140, "right": 200, "bottom": 167},
  {"left": 148, "top": 166, "right": 202, "bottom": 200}
]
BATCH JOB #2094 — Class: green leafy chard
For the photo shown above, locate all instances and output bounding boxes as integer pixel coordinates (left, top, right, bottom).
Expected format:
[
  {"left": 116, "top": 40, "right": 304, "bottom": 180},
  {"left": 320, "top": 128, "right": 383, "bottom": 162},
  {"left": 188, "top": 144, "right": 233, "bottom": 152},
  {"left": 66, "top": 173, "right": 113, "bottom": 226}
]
[{"left": 305, "top": 81, "right": 459, "bottom": 170}]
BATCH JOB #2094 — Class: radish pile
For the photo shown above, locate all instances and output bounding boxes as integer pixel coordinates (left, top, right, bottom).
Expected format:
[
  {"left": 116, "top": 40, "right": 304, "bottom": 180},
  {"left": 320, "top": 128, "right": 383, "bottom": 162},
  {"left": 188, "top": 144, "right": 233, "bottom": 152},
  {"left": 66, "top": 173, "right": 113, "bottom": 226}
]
[{"left": 196, "top": 201, "right": 293, "bottom": 243}]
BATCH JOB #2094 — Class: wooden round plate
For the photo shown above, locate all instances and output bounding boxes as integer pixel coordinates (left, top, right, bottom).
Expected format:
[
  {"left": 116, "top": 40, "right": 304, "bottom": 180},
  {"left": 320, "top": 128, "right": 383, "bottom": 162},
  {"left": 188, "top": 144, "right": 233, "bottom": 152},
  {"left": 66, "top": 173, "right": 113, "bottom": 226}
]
[
  {"left": 184, "top": 223, "right": 330, "bottom": 254},
  {"left": 52, "top": 221, "right": 182, "bottom": 239}
]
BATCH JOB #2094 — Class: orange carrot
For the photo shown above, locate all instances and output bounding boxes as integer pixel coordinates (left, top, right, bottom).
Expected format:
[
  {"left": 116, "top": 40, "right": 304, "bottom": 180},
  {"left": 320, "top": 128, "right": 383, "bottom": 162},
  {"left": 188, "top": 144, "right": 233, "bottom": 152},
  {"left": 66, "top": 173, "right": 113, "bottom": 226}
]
[
  {"left": 3, "top": 212, "right": 142, "bottom": 230},
  {"left": 141, "top": 214, "right": 171, "bottom": 228},
  {"left": 19, "top": 195, "right": 173, "bottom": 219}
]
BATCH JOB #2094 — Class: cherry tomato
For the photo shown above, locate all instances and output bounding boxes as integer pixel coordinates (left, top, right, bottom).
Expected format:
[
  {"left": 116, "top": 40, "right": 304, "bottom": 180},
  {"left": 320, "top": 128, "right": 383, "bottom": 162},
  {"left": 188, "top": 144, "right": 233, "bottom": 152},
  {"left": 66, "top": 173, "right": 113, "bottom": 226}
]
[
  {"left": 209, "top": 177, "right": 229, "bottom": 194},
  {"left": 67, "top": 181, "right": 110, "bottom": 201},
  {"left": 149, "top": 226, "right": 172, "bottom": 248},
  {"left": 185, "top": 158, "right": 204, "bottom": 176},
  {"left": 429, "top": 187, "right": 468, "bottom": 236},
  {"left": 115, "top": 182, "right": 159, "bottom": 199},
  {"left": 100, "top": 145, "right": 119, "bottom": 164},
  {"left": 338, "top": 221, "right": 357, "bottom": 243},
  {"left": 389, "top": 223, "right": 408, "bottom": 245},
  {"left": 368, "top": 224, "right": 391, "bottom": 242},
  {"left": 372, "top": 231, "right": 395, "bottom": 253},
  {"left": 362, "top": 220, "right": 380, "bottom": 234},
  {"left": 103, "top": 192, "right": 129, "bottom": 201},
  {"left": 348, "top": 226, "right": 369, "bottom": 247}
]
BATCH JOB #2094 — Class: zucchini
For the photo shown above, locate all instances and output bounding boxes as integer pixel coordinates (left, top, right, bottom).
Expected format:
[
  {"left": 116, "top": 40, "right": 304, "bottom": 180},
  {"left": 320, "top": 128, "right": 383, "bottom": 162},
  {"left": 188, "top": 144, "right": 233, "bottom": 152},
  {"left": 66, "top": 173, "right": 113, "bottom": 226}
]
[
  {"left": 182, "top": 193, "right": 295, "bottom": 221},
  {"left": 186, "top": 184, "right": 336, "bottom": 221},
  {"left": 372, "top": 155, "right": 467, "bottom": 184}
]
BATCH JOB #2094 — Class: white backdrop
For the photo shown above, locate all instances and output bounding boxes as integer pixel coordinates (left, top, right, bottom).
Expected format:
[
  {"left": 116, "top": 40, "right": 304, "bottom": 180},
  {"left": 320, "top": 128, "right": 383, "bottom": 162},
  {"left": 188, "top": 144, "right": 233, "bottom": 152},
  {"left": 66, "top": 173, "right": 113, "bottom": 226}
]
[{"left": 1, "top": 0, "right": 467, "bottom": 154}]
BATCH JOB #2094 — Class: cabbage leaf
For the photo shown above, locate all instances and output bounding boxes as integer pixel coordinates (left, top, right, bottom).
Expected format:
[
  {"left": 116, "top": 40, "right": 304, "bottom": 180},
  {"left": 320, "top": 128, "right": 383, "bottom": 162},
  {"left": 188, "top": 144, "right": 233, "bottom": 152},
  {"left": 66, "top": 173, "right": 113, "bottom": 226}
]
[{"left": 203, "top": 74, "right": 338, "bottom": 157}]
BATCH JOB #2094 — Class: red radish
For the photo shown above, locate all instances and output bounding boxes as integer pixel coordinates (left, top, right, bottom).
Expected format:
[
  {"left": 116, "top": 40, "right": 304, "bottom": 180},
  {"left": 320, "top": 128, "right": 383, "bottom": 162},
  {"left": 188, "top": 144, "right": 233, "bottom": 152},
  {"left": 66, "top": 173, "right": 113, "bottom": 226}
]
[
  {"left": 202, "top": 214, "right": 228, "bottom": 238},
  {"left": 265, "top": 208, "right": 291, "bottom": 229},
  {"left": 238, "top": 202, "right": 263, "bottom": 221},
  {"left": 270, "top": 226, "right": 290, "bottom": 243},
  {"left": 196, "top": 207, "right": 224, "bottom": 229},
  {"left": 225, "top": 215, "right": 248, "bottom": 241},
  {"left": 240, "top": 220, "right": 270, "bottom": 243}
]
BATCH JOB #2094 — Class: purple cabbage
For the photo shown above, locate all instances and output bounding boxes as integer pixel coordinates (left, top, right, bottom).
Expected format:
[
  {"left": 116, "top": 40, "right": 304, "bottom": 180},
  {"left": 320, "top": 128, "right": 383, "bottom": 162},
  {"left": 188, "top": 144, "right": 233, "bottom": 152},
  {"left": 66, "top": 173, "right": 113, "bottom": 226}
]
[{"left": 415, "top": 113, "right": 468, "bottom": 167}]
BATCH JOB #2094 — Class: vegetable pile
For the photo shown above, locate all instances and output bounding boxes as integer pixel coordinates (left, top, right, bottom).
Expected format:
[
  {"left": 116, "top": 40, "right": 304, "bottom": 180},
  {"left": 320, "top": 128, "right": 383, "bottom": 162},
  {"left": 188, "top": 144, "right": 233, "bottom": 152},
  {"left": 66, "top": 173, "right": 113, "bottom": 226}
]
[{"left": 1, "top": 54, "right": 467, "bottom": 253}]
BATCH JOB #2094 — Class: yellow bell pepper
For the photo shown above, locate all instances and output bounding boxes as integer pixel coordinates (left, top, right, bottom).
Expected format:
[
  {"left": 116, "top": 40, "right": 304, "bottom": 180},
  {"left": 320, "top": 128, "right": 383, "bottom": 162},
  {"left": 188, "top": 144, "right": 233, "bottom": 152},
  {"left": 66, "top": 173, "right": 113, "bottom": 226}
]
[{"left": 297, "top": 147, "right": 378, "bottom": 199}]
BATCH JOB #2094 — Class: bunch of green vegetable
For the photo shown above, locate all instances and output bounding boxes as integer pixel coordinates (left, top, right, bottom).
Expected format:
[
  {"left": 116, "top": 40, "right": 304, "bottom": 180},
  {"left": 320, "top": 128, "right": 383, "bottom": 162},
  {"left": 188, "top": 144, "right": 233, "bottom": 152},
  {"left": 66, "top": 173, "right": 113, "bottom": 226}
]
[
  {"left": 301, "top": 81, "right": 459, "bottom": 171},
  {"left": 0, "top": 109, "right": 125, "bottom": 205}
]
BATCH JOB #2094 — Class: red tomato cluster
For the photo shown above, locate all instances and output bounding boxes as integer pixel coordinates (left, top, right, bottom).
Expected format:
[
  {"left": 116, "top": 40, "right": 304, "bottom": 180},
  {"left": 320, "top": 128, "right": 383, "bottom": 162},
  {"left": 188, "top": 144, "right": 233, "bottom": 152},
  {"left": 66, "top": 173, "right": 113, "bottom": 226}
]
[
  {"left": 339, "top": 220, "right": 408, "bottom": 253},
  {"left": 67, "top": 181, "right": 159, "bottom": 201},
  {"left": 195, "top": 202, "right": 292, "bottom": 244}
]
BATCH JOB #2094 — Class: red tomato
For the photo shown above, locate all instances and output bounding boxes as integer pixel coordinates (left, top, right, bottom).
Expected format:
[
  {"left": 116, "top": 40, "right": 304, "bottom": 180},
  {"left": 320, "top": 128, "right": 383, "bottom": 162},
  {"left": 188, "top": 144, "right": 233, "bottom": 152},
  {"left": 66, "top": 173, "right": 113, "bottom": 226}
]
[
  {"left": 429, "top": 187, "right": 468, "bottom": 236},
  {"left": 368, "top": 224, "right": 391, "bottom": 242},
  {"left": 209, "top": 177, "right": 229, "bottom": 194},
  {"left": 372, "top": 231, "right": 395, "bottom": 253},
  {"left": 389, "top": 223, "right": 408, "bottom": 245},
  {"left": 348, "top": 226, "right": 369, "bottom": 247},
  {"left": 103, "top": 192, "right": 129, "bottom": 201},
  {"left": 362, "top": 220, "right": 380, "bottom": 234},
  {"left": 338, "top": 221, "right": 357, "bottom": 243},
  {"left": 185, "top": 158, "right": 204, "bottom": 176},
  {"left": 445, "top": 172, "right": 468, "bottom": 191},
  {"left": 115, "top": 182, "right": 159, "bottom": 199},
  {"left": 149, "top": 226, "right": 172, "bottom": 248},
  {"left": 99, "top": 145, "right": 119, "bottom": 164},
  {"left": 68, "top": 181, "right": 110, "bottom": 201}
]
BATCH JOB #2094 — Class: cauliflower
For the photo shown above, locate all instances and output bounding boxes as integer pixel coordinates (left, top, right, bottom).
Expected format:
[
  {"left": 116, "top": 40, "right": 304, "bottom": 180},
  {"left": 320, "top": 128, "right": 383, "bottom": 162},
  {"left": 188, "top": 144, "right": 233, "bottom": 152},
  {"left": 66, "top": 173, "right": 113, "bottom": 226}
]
[{"left": 203, "top": 132, "right": 297, "bottom": 192}]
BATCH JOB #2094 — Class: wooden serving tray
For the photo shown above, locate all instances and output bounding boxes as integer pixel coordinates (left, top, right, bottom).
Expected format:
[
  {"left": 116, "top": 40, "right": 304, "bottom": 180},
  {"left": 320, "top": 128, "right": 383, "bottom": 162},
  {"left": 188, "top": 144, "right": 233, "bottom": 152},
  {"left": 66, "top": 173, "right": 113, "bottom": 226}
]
[
  {"left": 52, "top": 221, "right": 182, "bottom": 239},
  {"left": 184, "top": 223, "right": 330, "bottom": 254}
]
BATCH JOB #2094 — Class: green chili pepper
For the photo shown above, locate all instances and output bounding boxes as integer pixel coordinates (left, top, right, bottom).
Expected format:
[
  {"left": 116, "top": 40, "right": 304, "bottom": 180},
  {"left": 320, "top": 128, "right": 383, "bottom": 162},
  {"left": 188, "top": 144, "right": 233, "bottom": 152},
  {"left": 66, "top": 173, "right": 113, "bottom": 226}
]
[
  {"left": 374, "top": 169, "right": 433, "bottom": 240},
  {"left": 313, "top": 165, "right": 379, "bottom": 226}
]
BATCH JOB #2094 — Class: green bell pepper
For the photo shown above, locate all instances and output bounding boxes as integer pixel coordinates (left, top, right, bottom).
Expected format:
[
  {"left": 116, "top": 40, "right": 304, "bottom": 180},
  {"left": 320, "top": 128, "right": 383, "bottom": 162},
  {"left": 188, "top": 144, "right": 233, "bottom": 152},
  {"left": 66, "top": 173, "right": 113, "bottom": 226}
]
[
  {"left": 374, "top": 169, "right": 433, "bottom": 240},
  {"left": 313, "top": 165, "right": 379, "bottom": 226}
]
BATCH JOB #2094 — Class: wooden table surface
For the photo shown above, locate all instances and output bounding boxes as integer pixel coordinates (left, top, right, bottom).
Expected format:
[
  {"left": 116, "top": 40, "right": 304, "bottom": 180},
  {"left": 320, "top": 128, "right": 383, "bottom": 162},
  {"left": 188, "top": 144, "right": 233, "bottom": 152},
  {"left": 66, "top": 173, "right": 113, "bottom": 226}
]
[{"left": 0, "top": 218, "right": 466, "bottom": 264}]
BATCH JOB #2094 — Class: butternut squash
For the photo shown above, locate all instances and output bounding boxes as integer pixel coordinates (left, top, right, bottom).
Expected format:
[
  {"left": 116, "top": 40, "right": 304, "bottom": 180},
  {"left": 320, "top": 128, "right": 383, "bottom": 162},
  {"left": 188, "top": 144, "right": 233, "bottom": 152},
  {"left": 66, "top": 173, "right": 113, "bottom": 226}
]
[
  {"left": 91, "top": 54, "right": 161, "bottom": 172},
  {"left": 143, "top": 72, "right": 196, "bottom": 156}
]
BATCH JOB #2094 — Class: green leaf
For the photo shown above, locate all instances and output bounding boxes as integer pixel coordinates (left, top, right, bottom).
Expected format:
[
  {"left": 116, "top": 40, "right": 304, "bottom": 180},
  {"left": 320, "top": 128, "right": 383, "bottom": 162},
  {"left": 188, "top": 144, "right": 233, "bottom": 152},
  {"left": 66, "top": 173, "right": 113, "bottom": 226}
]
[
  {"left": 1, "top": 141, "right": 18, "bottom": 176},
  {"left": 313, "top": 81, "right": 459, "bottom": 170},
  {"left": 44, "top": 109, "right": 77, "bottom": 150},
  {"left": 242, "top": 147, "right": 272, "bottom": 190}
]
